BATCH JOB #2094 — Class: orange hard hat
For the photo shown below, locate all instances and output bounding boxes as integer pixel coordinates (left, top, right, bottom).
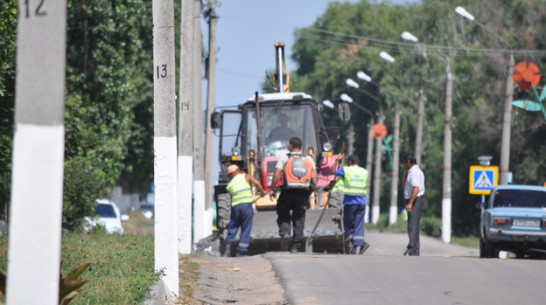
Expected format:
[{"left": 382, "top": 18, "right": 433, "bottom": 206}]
[{"left": 227, "top": 165, "right": 239, "bottom": 174}]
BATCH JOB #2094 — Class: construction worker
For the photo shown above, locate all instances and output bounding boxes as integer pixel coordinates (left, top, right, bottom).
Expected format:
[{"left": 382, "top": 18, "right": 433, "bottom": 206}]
[
  {"left": 266, "top": 113, "right": 298, "bottom": 145},
  {"left": 330, "top": 153, "right": 370, "bottom": 254},
  {"left": 225, "top": 165, "right": 265, "bottom": 257},
  {"left": 269, "top": 137, "right": 316, "bottom": 253}
]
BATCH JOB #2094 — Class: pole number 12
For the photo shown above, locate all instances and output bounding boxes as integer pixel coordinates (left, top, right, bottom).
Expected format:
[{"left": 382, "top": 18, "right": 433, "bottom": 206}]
[{"left": 24, "top": 0, "right": 47, "bottom": 18}]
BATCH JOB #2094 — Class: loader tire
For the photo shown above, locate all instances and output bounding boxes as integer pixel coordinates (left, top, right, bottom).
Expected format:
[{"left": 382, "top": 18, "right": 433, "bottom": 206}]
[{"left": 216, "top": 192, "right": 231, "bottom": 235}]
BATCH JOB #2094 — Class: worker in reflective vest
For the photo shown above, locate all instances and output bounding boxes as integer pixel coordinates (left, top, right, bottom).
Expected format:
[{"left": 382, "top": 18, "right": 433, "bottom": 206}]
[
  {"left": 330, "top": 153, "right": 370, "bottom": 255},
  {"left": 225, "top": 165, "right": 265, "bottom": 257}
]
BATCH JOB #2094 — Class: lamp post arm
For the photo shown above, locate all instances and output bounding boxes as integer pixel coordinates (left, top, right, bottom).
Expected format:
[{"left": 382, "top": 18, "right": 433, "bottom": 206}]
[
  {"left": 350, "top": 101, "right": 374, "bottom": 119},
  {"left": 354, "top": 87, "right": 381, "bottom": 103}
]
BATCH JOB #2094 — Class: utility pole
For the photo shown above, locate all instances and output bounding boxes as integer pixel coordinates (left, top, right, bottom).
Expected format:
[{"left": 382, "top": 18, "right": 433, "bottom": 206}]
[
  {"left": 193, "top": 0, "right": 208, "bottom": 242},
  {"left": 364, "top": 120, "right": 374, "bottom": 223},
  {"left": 7, "top": 3, "right": 67, "bottom": 304},
  {"left": 204, "top": 0, "right": 218, "bottom": 220},
  {"left": 347, "top": 123, "right": 355, "bottom": 155},
  {"left": 372, "top": 106, "right": 384, "bottom": 224},
  {"left": 388, "top": 102, "right": 400, "bottom": 225},
  {"left": 415, "top": 85, "right": 425, "bottom": 164},
  {"left": 442, "top": 58, "right": 453, "bottom": 244},
  {"left": 178, "top": 0, "right": 194, "bottom": 254},
  {"left": 499, "top": 53, "right": 514, "bottom": 185},
  {"left": 152, "top": 0, "right": 179, "bottom": 294}
]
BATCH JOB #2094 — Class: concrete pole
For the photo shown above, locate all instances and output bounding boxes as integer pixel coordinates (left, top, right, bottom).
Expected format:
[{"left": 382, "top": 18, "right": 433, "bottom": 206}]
[
  {"left": 389, "top": 102, "right": 400, "bottom": 225},
  {"left": 178, "top": 0, "right": 194, "bottom": 254},
  {"left": 193, "top": 0, "right": 208, "bottom": 242},
  {"left": 347, "top": 123, "right": 355, "bottom": 155},
  {"left": 372, "top": 106, "right": 384, "bottom": 224},
  {"left": 442, "top": 59, "right": 453, "bottom": 244},
  {"left": 499, "top": 53, "right": 514, "bottom": 185},
  {"left": 204, "top": 0, "right": 217, "bottom": 216},
  {"left": 7, "top": 3, "right": 67, "bottom": 304},
  {"left": 364, "top": 120, "right": 374, "bottom": 224},
  {"left": 415, "top": 85, "right": 425, "bottom": 165},
  {"left": 152, "top": 0, "right": 179, "bottom": 293}
]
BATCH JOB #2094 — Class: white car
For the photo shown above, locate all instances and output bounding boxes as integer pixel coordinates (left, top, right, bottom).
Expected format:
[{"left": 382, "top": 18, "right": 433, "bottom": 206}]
[{"left": 85, "top": 199, "right": 128, "bottom": 234}]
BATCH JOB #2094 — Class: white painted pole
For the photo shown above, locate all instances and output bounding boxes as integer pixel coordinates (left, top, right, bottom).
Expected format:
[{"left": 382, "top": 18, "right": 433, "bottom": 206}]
[
  {"left": 193, "top": 0, "right": 208, "bottom": 242},
  {"left": 442, "top": 59, "right": 454, "bottom": 244},
  {"left": 388, "top": 102, "right": 400, "bottom": 225},
  {"left": 372, "top": 106, "right": 384, "bottom": 224},
  {"left": 204, "top": 0, "right": 218, "bottom": 234},
  {"left": 7, "top": 2, "right": 67, "bottom": 304},
  {"left": 178, "top": 0, "right": 194, "bottom": 254},
  {"left": 152, "top": 0, "right": 179, "bottom": 294}
]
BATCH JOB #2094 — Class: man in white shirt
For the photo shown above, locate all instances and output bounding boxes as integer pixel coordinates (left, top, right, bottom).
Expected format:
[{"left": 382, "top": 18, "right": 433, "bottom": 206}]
[{"left": 402, "top": 154, "right": 425, "bottom": 256}]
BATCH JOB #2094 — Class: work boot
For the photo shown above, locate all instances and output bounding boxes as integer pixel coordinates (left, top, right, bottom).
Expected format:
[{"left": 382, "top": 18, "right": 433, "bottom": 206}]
[
  {"left": 236, "top": 252, "right": 247, "bottom": 257},
  {"left": 224, "top": 246, "right": 232, "bottom": 257},
  {"left": 360, "top": 242, "right": 370, "bottom": 255},
  {"left": 353, "top": 246, "right": 361, "bottom": 255},
  {"left": 280, "top": 235, "right": 290, "bottom": 251}
]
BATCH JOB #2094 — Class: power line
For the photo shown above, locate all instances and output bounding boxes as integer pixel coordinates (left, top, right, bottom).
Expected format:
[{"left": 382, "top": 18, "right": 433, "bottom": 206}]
[{"left": 298, "top": 28, "right": 546, "bottom": 58}]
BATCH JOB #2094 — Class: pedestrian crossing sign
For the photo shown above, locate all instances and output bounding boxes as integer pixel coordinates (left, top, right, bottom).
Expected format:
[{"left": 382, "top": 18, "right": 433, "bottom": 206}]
[{"left": 469, "top": 165, "right": 498, "bottom": 195}]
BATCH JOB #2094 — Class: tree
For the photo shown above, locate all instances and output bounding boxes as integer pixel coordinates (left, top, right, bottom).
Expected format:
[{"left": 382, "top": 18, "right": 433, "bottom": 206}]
[
  {"left": 292, "top": 0, "right": 546, "bottom": 235},
  {"left": 0, "top": 0, "right": 17, "bottom": 220}
]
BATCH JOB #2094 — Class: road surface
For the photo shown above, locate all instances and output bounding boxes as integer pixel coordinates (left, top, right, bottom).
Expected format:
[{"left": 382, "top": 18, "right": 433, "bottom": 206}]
[{"left": 185, "top": 231, "right": 546, "bottom": 305}]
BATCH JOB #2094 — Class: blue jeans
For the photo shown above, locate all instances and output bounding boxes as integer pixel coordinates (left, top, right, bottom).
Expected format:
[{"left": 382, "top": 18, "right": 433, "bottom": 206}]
[
  {"left": 225, "top": 203, "right": 254, "bottom": 254},
  {"left": 343, "top": 204, "right": 366, "bottom": 246}
]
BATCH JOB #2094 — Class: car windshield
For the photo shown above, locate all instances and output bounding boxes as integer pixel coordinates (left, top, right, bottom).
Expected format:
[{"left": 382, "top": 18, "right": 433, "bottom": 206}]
[
  {"left": 492, "top": 189, "right": 546, "bottom": 208},
  {"left": 95, "top": 204, "right": 117, "bottom": 218}
]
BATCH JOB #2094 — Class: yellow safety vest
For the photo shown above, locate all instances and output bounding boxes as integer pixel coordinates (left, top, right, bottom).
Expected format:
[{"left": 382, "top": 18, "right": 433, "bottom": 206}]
[
  {"left": 332, "top": 178, "right": 345, "bottom": 193},
  {"left": 226, "top": 174, "right": 253, "bottom": 206},
  {"left": 342, "top": 166, "right": 368, "bottom": 196}
]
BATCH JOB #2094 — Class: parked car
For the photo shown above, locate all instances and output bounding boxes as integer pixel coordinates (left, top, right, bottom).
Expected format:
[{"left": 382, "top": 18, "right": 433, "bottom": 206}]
[
  {"left": 477, "top": 184, "right": 546, "bottom": 258},
  {"left": 85, "top": 199, "right": 128, "bottom": 235},
  {"left": 139, "top": 203, "right": 154, "bottom": 219}
]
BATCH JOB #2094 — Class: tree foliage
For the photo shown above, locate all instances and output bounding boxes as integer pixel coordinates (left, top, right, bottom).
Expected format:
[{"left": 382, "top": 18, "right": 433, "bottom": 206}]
[
  {"left": 62, "top": 0, "right": 154, "bottom": 230},
  {"left": 292, "top": 0, "right": 546, "bottom": 235},
  {"left": 0, "top": 1, "right": 154, "bottom": 230}
]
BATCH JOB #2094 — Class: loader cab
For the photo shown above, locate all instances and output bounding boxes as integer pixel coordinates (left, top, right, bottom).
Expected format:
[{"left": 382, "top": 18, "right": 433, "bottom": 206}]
[{"left": 212, "top": 93, "right": 332, "bottom": 188}]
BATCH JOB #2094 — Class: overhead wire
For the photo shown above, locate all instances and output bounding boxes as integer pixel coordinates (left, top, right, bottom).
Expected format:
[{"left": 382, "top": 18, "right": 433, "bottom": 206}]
[{"left": 297, "top": 28, "right": 546, "bottom": 58}]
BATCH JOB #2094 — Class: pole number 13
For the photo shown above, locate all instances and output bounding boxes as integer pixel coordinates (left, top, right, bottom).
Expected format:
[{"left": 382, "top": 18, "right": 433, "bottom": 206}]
[
  {"left": 156, "top": 65, "right": 168, "bottom": 79},
  {"left": 24, "top": 0, "right": 47, "bottom": 18}
]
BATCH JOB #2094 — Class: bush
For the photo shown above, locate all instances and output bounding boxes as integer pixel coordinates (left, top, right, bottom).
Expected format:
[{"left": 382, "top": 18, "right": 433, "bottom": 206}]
[
  {"left": 420, "top": 216, "right": 442, "bottom": 238},
  {"left": 366, "top": 213, "right": 443, "bottom": 239}
]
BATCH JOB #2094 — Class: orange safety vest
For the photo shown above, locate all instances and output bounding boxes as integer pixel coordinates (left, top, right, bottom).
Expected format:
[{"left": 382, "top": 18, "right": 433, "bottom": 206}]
[{"left": 284, "top": 153, "right": 316, "bottom": 190}]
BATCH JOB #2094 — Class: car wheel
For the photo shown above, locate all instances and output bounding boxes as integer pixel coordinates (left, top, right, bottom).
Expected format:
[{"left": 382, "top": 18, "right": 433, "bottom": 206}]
[{"left": 480, "top": 238, "right": 498, "bottom": 258}]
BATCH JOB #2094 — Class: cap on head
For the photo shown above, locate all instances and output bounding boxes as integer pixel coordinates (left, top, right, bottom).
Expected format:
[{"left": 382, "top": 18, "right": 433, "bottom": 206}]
[{"left": 227, "top": 165, "right": 239, "bottom": 174}]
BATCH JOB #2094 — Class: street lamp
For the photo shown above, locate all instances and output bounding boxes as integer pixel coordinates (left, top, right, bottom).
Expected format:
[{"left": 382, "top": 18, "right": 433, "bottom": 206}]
[
  {"left": 378, "top": 50, "right": 401, "bottom": 226},
  {"left": 400, "top": 32, "right": 425, "bottom": 165},
  {"left": 456, "top": 6, "right": 514, "bottom": 186},
  {"left": 345, "top": 73, "right": 383, "bottom": 224},
  {"left": 402, "top": 30, "right": 453, "bottom": 244},
  {"left": 340, "top": 92, "right": 375, "bottom": 224},
  {"left": 322, "top": 100, "right": 335, "bottom": 109}
]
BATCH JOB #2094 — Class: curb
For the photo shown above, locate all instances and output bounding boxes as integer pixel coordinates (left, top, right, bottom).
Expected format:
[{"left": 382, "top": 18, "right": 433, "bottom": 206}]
[{"left": 142, "top": 279, "right": 168, "bottom": 305}]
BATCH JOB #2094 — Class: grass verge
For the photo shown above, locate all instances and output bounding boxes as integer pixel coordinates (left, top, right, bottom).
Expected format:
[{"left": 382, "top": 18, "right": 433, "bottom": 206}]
[{"left": 0, "top": 225, "right": 159, "bottom": 304}]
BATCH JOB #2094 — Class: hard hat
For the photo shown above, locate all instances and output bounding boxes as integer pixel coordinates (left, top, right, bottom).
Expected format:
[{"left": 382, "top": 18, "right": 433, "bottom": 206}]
[{"left": 227, "top": 165, "right": 239, "bottom": 174}]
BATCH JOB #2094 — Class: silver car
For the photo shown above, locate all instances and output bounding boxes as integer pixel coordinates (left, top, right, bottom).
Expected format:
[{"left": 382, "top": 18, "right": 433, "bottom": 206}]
[{"left": 477, "top": 185, "right": 546, "bottom": 258}]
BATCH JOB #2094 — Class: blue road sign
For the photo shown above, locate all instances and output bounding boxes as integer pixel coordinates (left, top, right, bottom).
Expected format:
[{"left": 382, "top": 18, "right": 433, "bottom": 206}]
[{"left": 469, "top": 166, "right": 498, "bottom": 195}]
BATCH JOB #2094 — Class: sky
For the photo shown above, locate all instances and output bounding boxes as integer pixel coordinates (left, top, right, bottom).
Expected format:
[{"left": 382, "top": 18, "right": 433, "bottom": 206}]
[{"left": 207, "top": 0, "right": 416, "bottom": 108}]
